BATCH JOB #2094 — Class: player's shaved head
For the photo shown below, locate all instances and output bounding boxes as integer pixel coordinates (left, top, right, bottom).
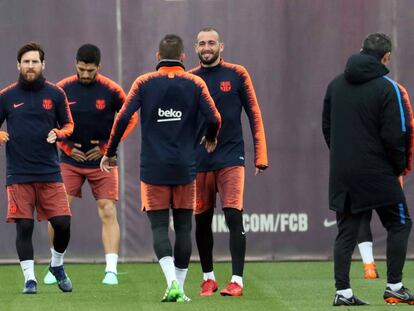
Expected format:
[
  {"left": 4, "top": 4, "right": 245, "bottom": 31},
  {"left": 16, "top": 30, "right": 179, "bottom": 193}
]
[{"left": 198, "top": 27, "right": 222, "bottom": 43}]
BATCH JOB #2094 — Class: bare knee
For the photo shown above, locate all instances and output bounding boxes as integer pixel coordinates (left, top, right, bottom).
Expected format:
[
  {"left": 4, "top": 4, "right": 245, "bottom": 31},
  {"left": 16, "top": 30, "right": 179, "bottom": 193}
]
[{"left": 97, "top": 200, "right": 117, "bottom": 222}]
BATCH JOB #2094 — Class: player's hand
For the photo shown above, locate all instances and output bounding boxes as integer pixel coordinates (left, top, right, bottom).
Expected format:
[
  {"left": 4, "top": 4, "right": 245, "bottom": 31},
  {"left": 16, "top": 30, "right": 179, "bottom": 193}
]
[
  {"left": 71, "top": 143, "right": 87, "bottom": 162},
  {"left": 85, "top": 141, "right": 103, "bottom": 161},
  {"left": 0, "top": 131, "right": 9, "bottom": 144},
  {"left": 100, "top": 155, "right": 116, "bottom": 172},
  {"left": 46, "top": 130, "right": 57, "bottom": 144},
  {"left": 200, "top": 136, "right": 217, "bottom": 153},
  {"left": 255, "top": 166, "right": 267, "bottom": 176}
]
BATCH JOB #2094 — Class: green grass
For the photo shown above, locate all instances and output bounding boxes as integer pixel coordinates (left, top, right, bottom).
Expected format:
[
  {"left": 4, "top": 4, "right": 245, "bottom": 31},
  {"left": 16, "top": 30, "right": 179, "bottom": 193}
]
[{"left": 1, "top": 261, "right": 414, "bottom": 310}]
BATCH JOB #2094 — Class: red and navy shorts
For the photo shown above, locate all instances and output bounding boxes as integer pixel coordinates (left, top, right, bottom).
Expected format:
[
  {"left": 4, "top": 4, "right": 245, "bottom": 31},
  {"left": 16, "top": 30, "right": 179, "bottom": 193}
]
[
  {"left": 6, "top": 182, "right": 71, "bottom": 222},
  {"left": 140, "top": 180, "right": 196, "bottom": 211},
  {"left": 61, "top": 162, "right": 118, "bottom": 200},
  {"left": 195, "top": 165, "right": 245, "bottom": 215}
]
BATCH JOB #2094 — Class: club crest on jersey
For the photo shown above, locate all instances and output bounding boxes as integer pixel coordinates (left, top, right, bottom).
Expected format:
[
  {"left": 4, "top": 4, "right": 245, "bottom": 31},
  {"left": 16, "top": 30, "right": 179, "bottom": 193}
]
[
  {"left": 220, "top": 81, "right": 231, "bottom": 92},
  {"left": 96, "top": 99, "right": 106, "bottom": 110},
  {"left": 196, "top": 198, "right": 204, "bottom": 209},
  {"left": 43, "top": 99, "right": 53, "bottom": 110},
  {"left": 8, "top": 203, "right": 17, "bottom": 214}
]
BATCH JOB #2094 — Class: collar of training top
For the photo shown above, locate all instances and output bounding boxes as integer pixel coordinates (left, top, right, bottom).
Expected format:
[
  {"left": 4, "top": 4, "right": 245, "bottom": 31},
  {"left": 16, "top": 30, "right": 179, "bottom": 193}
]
[
  {"left": 156, "top": 59, "right": 185, "bottom": 70},
  {"left": 18, "top": 74, "right": 46, "bottom": 91},
  {"left": 198, "top": 58, "right": 224, "bottom": 71}
]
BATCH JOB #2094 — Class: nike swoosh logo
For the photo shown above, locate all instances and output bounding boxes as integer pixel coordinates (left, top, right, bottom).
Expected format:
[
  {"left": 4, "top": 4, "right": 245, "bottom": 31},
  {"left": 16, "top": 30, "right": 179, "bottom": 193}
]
[
  {"left": 68, "top": 101, "right": 77, "bottom": 105},
  {"left": 339, "top": 296, "right": 354, "bottom": 305},
  {"left": 241, "top": 231, "right": 246, "bottom": 235},
  {"left": 385, "top": 290, "right": 410, "bottom": 300},
  {"left": 323, "top": 219, "right": 337, "bottom": 227},
  {"left": 13, "top": 103, "right": 24, "bottom": 108}
]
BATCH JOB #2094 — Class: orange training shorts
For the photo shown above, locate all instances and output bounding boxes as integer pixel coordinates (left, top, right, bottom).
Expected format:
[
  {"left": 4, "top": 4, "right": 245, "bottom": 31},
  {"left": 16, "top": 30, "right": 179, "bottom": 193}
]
[
  {"left": 61, "top": 162, "right": 118, "bottom": 200},
  {"left": 6, "top": 182, "right": 71, "bottom": 222},
  {"left": 195, "top": 165, "right": 245, "bottom": 214},
  {"left": 140, "top": 180, "right": 196, "bottom": 211}
]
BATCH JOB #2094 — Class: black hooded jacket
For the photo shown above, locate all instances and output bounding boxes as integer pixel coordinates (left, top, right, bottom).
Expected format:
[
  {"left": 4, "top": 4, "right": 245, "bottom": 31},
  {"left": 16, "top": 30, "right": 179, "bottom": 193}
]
[{"left": 322, "top": 53, "right": 413, "bottom": 213}]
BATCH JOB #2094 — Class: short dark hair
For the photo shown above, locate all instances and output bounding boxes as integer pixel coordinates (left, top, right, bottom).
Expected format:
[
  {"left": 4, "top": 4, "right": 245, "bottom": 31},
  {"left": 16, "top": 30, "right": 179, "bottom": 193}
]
[
  {"left": 198, "top": 27, "right": 222, "bottom": 42},
  {"left": 76, "top": 44, "right": 101, "bottom": 65},
  {"left": 17, "top": 42, "right": 44, "bottom": 63},
  {"left": 361, "top": 33, "right": 392, "bottom": 60},
  {"left": 158, "top": 34, "right": 184, "bottom": 60}
]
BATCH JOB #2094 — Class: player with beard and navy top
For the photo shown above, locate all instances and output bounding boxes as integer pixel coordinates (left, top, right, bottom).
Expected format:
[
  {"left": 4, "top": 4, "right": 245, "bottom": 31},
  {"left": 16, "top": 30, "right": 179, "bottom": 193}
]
[
  {"left": 189, "top": 27, "right": 268, "bottom": 297},
  {"left": 0, "top": 42, "right": 74, "bottom": 294},
  {"left": 42, "top": 44, "right": 137, "bottom": 286}
]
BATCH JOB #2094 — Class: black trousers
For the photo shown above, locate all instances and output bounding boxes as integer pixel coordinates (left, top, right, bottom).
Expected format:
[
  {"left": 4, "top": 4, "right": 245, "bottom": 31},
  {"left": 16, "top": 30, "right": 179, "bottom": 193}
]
[{"left": 334, "top": 203, "right": 411, "bottom": 290}]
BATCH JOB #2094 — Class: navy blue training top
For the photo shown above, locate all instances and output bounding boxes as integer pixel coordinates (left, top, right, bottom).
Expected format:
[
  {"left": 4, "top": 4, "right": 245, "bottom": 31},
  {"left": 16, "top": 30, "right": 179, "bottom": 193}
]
[
  {"left": 106, "top": 61, "right": 221, "bottom": 185},
  {"left": 190, "top": 59, "right": 268, "bottom": 172},
  {"left": 57, "top": 74, "right": 137, "bottom": 168},
  {"left": 0, "top": 76, "right": 74, "bottom": 185}
]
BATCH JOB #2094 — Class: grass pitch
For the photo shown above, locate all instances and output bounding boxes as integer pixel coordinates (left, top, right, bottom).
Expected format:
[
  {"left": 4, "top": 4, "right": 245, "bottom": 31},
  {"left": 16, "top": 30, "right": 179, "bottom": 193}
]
[{"left": 1, "top": 261, "right": 414, "bottom": 310}]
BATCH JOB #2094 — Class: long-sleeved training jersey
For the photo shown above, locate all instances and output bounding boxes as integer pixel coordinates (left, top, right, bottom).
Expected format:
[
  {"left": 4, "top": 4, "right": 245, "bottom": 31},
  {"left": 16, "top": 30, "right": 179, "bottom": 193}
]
[
  {"left": 189, "top": 59, "right": 268, "bottom": 172},
  {"left": 107, "top": 60, "right": 221, "bottom": 185},
  {"left": 0, "top": 75, "right": 74, "bottom": 185},
  {"left": 56, "top": 74, "right": 137, "bottom": 168}
]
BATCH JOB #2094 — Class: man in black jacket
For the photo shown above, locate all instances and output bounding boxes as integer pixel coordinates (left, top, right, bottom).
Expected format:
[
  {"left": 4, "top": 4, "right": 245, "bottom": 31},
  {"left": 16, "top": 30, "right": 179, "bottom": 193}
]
[{"left": 323, "top": 33, "right": 414, "bottom": 306}]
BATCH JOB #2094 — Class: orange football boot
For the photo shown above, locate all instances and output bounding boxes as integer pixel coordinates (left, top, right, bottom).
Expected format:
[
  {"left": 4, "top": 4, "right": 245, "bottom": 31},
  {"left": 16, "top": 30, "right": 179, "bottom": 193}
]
[
  {"left": 220, "top": 282, "right": 243, "bottom": 296},
  {"left": 200, "top": 279, "right": 218, "bottom": 296}
]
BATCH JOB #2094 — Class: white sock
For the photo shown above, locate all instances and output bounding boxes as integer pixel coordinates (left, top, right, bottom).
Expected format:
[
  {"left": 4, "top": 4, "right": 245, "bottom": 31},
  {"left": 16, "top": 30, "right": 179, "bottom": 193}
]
[
  {"left": 358, "top": 242, "right": 374, "bottom": 264},
  {"left": 387, "top": 282, "right": 403, "bottom": 291},
  {"left": 50, "top": 248, "right": 65, "bottom": 267},
  {"left": 105, "top": 253, "right": 118, "bottom": 274},
  {"left": 20, "top": 260, "right": 36, "bottom": 283},
  {"left": 231, "top": 275, "right": 243, "bottom": 287},
  {"left": 336, "top": 288, "right": 353, "bottom": 299},
  {"left": 203, "top": 271, "right": 216, "bottom": 281},
  {"left": 159, "top": 256, "right": 176, "bottom": 287},
  {"left": 175, "top": 267, "right": 188, "bottom": 291}
]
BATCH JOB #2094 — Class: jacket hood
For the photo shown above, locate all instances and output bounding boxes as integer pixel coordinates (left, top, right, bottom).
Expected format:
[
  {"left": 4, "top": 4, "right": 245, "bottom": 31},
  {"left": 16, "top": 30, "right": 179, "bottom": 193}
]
[{"left": 344, "top": 53, "right": 389, "bottom": 84}]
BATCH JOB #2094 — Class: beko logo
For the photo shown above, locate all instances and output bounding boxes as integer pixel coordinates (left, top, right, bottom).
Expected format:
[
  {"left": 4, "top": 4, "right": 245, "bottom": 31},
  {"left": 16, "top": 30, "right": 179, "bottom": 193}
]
[{"left": 157, "top": 108, "right": 182, "bottom": 122}]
